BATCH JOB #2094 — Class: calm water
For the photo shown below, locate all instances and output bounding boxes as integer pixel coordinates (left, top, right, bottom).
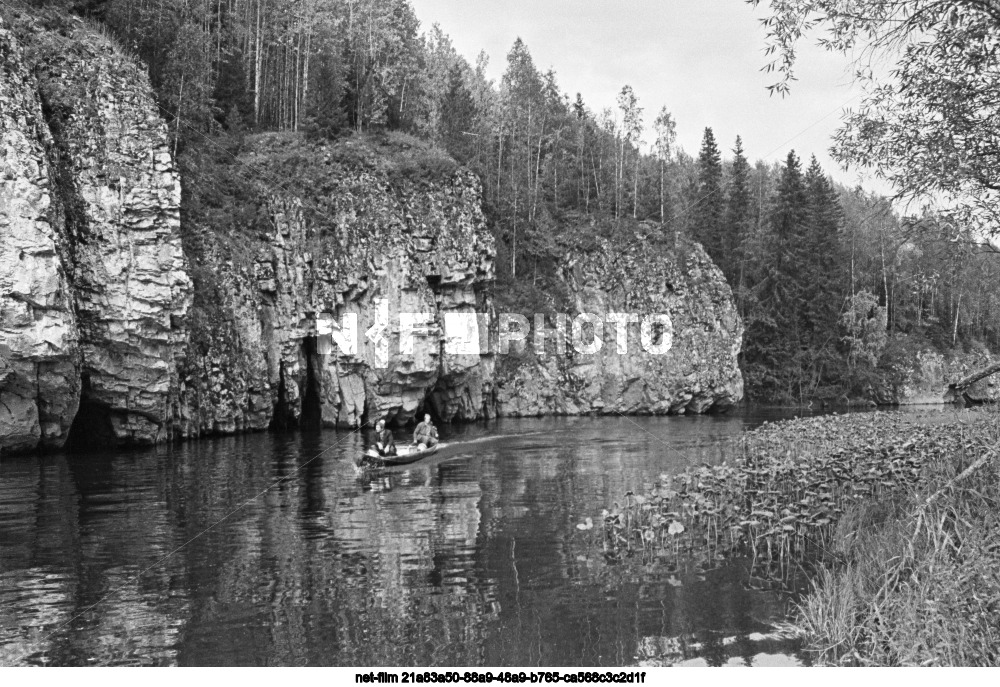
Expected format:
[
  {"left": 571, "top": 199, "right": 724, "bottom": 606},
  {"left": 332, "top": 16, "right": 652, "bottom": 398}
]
[{"left": 0, "top": 410, "right": 844, "bottom": 667}]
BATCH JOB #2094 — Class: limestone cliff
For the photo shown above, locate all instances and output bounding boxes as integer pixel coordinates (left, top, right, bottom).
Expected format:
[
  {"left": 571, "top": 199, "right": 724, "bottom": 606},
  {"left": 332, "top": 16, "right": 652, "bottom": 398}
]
[
  {"left": 1, "top": 12, "right": 745, "bottom": 454},
  {"left": 1, "top": 13, "right": 190, "bottom": 452},
  {"left": 0, "top": 21, "right": 79, "bottom": 452},
  {"left": 177, "top": 133, "right": 496, "bottom": 436},
  {"left": 0, "top": 13, "right": 497, "bottom": 452},
  {"left": 496, "top": 230, "right": 744, "bottom": 417},
  {"left": 32, "top": 19, "right": 192, "bottom": 446}
]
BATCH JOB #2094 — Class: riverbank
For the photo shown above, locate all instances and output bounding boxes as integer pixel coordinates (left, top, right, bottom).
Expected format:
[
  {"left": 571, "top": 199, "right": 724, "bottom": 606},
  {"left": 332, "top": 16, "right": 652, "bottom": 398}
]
[
  {"left": 793, "top": 410, "right": 1000, "bottom": 665},
  {"left": 597, "top": 406, "right": 1000, "bottom": 665}
]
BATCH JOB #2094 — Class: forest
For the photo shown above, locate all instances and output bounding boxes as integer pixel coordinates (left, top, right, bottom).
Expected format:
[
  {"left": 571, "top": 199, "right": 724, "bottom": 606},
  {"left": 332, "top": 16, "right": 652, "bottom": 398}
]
[{"left": 30, "top": 0, "right": 1000, "bottom": 404}]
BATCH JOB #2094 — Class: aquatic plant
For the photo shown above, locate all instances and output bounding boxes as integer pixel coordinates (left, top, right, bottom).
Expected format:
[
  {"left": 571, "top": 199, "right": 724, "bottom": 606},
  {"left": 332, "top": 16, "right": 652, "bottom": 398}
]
[
  {"left": 592, "top": 411, "right": 988, "bottom": 590},
  {"left": 793, "top": 416, "right": 1000, "bottom": 665}
]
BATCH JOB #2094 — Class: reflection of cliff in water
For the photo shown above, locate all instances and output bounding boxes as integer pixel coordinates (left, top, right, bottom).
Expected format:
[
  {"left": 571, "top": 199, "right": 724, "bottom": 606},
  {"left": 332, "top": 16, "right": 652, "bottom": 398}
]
[
  {"left": 0, "top": 455, "right": 191, "bottom": 666},
  {"left": 173, "top": 434, "right": 498, "bottom": 666}
]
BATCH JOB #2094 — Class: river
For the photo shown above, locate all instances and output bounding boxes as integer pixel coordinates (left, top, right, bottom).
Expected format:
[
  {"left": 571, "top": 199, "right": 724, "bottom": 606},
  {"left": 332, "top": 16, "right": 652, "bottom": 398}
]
[{"left": 0, "top": 409, "right": 877, "bottom": 667}]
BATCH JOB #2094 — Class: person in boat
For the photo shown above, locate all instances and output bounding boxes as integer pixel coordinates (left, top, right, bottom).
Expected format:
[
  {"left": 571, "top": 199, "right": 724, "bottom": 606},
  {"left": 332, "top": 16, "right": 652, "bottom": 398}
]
[
  {"left": 412, "top": 413, "right": 439, "bottom": 450},
  {"left": 368, "top": 419, "right": 397, "bottom": 457}
]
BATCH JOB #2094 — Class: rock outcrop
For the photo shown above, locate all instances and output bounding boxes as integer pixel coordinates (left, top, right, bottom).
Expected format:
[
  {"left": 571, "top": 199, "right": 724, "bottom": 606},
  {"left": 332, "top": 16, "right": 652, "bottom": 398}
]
[
  {"left": 176, "top": 134, "right": 496, "bottom": 435},
  {"left": 34, "top": 20, "right": 192, "bottom": 446},
  {"left": 496, "top": 231, "right": 744, "bottom": 416},
  {"left": 0, "top": 22, "right": 80, "bottom": 452},
  {"left": 1, "top": 13, "right": 190, "bottom": 451},
  {"left": 1, "top": 12, "right": 745, "bottom": 454}
]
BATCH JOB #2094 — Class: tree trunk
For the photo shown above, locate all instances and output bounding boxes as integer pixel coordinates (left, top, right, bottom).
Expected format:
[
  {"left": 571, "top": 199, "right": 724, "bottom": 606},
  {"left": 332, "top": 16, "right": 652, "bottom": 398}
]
[
  {"left": 615, "top": 138, "right": 625, "bottom": 219},
  {"left": 949, "top": 362, "right": 1000, "bottom": 395},
  {"left": 659, "top": 159, "right": 664, "bottom": 225},
  {"left": 953, "top": 292, "right": 962, "bottom": 346},
  {"left": 174, "top": 71, "right": 184, "bottom": 158},
  {"left": 511, "top": 122, "right": 518, "bottom": 279},
  {"left": 254, "top": 0, "right": 263, "bottom": 127},
  {"left": 880, "top": 229, "right": 889, "bottom": 330},
  {"left": 633, "top": 151, "right": 639, "bottom": 219},
  {"left": 400, "top": 75, "right": 408, "bottom": 123},
  {"left": 496, "top": 120, "right": 503, "bottom": 206},
  {"left": 294, "top": 27, "right": 301, "bottom": 131},
  {"left": 216, "top": 0, "right": 223, "bottom": 73},
  {"left": 301, "top": 23, "right": 311, "bottom": 131},
  {"left": 532, "top": 127, "right": 544, "bottom": 222}
]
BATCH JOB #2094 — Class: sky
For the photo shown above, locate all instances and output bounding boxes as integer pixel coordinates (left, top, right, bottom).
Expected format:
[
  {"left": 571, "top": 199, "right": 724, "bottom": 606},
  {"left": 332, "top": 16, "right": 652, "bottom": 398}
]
[{"left": 408, "top": 0, "right": 890, "bottom": 194}]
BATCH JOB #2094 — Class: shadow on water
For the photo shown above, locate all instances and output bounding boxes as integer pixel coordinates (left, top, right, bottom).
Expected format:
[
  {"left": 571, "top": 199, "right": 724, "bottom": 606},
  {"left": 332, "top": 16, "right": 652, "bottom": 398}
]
[{"left": 2, "top": 407, "right": 956, "bottom": 666}]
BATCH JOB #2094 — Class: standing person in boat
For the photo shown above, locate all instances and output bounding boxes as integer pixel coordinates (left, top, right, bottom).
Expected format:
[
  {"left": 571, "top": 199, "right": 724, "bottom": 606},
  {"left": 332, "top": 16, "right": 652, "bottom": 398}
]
[
  {"left": 368, "top": 419, "right": 397, "bottom": 457},
  {"left": 413, "top": 413, "right": 439, "bottom": 449}
]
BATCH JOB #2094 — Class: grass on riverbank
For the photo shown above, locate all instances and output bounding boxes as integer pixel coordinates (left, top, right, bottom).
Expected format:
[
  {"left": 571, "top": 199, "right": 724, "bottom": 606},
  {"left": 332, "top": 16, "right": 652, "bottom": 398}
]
[
  {"left": 597, "top": 411, "right": 971, "bottom": 583},
  {"left": 795, "top": 415, "right": 1000, "bottom": 666}
]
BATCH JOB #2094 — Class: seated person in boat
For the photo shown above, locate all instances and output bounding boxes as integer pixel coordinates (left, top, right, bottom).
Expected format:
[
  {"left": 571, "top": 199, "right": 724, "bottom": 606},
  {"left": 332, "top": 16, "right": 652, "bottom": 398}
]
[
  {"left": 413, "top": 413, "right": 439, "bottom": 449},
  {"left": 368, "top": 419, "right": 397, "bottom": 456}
]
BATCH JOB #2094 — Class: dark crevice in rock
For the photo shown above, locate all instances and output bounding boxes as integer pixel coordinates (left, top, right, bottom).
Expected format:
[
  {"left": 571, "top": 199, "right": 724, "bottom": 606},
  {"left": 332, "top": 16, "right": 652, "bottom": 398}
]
[
  {"left": 270, "top": 361, "right": 295, "bottom": 432},
  {"left": 300, "top": 336, "right": 322, "bottom": 430},
  {"left": 417, "top": 387, "right": 442, "bottom": 425},
  {"left": 67, "top": 374, "right": 115, "bottom": 452},
  {"left": 37, "top": 90, "right": 86, "bottom": 275}
]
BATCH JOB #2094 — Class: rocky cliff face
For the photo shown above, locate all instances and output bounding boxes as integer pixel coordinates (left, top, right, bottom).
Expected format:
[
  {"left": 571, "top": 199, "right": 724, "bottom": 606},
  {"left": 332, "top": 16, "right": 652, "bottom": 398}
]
[
  {"left": 0, "top": 14, "right": 497, "bottom": 452},
  {"left": 34, "top": 20, "right": 192, "bottom": 446},
  {"left": 0, "top": 21, "right": 80, "bottom": 452},
  {"left": 176, "top": 134, "right": 496, "bottom": 436},
  {"left": 2, "top": 14, "right": 191, "bottom": 452},
  {"left": 496, "top": 231, "right": 744, "bottom": 417},
  {"left": 1, "top": 13, "right": 746, "bottom": 454}
]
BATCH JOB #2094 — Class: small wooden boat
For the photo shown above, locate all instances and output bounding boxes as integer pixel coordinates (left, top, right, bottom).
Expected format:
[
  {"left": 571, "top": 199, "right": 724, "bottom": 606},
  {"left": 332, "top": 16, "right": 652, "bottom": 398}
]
[{"left": 361, "top": 443, "right": 442, "bottom": 466}]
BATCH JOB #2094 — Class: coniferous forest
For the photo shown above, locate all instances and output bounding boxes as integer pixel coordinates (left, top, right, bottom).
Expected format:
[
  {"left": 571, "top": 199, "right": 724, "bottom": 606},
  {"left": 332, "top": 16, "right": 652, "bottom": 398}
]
[{"left": 36, "top": 0, "right": 1000, "bottom": 404}]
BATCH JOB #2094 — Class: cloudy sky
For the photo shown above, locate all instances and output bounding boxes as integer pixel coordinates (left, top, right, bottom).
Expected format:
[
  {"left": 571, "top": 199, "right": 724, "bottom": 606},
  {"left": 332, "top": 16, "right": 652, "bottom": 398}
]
[{"left": 409, "top": 0, "right": 888, "bottom": 192}]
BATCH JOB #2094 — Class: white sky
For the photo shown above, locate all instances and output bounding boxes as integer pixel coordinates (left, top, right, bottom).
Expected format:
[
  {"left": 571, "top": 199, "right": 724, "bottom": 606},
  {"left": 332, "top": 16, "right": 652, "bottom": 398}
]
[{"left": 409, "top": 0, "right": 891, "bottom": 194}]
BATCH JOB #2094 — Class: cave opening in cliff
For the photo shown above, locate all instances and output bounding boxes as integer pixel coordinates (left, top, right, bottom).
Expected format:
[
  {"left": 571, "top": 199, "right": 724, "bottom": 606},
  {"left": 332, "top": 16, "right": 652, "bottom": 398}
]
[
  {"left": 268, "top": 336, "right": 324, "bottom": 432},
  {"left": 418, "top": 387, "right": 443, "bottom": 425},
  {"left": 269, "top": 363, "right": 294, "bottom": 432},
  {"left": 300, "top": 336, "right": 322, "bottom": 430},
  {"left": 67, "top": 373, "right": 116, "bottom": 452}
]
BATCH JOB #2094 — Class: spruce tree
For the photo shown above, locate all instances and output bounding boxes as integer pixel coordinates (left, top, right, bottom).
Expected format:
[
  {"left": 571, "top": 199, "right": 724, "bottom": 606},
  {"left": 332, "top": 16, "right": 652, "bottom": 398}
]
[
  {"left": 803, "top": 155, "right": 845, "bottom": 337},
  {"left": 694, "top": 127, "right": 725, "bottom": 268},
  {"left": 745, "top": 150, "right": 811, "bottom": 401},
  {"left": 724, "top": 136, "right": 752, "bottom": 295},
  {"left": 770, "top": 149, "right": 809, "bottom": 280},
  {"left": 440, "top": 64, "right": 477, "bottom": 162}
]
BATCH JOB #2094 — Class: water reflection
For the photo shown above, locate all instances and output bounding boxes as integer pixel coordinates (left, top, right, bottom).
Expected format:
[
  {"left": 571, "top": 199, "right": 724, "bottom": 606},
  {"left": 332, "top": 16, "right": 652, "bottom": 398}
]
[{"left": 1, "top": 411, "right": 834, "bottom": 666}]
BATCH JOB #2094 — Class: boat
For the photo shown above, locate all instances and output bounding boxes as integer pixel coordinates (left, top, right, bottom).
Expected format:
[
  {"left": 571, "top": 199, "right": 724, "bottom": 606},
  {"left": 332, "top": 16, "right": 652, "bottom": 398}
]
[{"left": 361, "top": 443, "right": 443, "bottom": 467}]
